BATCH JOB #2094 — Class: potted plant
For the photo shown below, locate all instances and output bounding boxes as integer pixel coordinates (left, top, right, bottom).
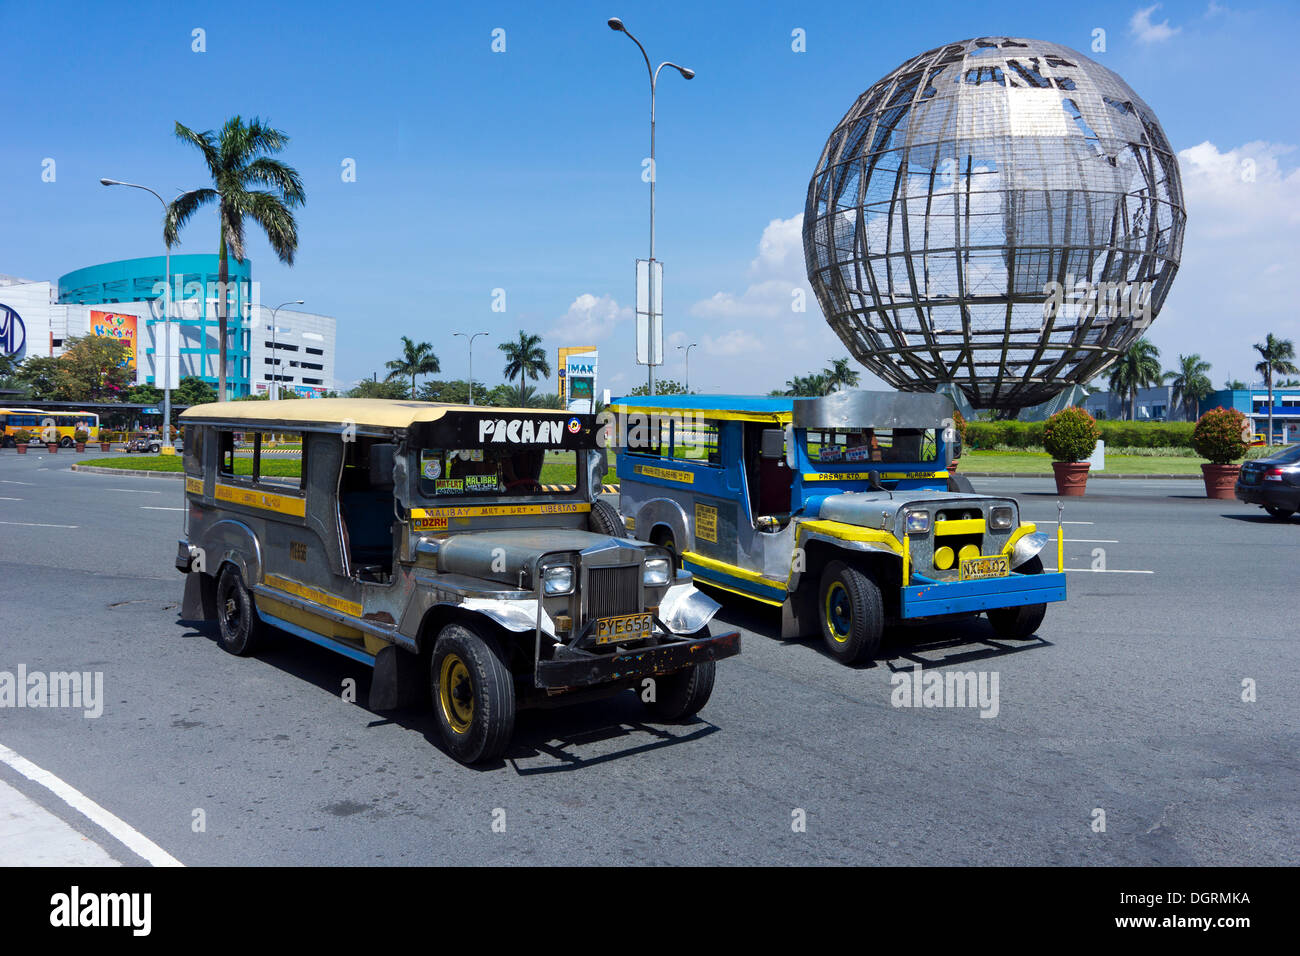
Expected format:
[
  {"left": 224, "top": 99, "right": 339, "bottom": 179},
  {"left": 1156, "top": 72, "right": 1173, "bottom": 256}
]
[
  {"left": 13, "top": 429, "right": 31, "bottom": 454},
  {"left": 1192, "top": 406, "right": 1248, "bottom": 499},
  {"left": 99, "top": 433, "right": 112, "bottom": 452},
  {"left": 1043, "top": 406, "right": 1100, "bottom": 496},
  {"left": 74, "top": 427, "right": 89, "bottom": 452}
]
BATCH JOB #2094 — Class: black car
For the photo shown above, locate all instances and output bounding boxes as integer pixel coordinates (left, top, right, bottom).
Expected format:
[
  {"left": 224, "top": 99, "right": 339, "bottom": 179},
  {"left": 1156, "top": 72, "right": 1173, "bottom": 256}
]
[{"left": 1236, "top": 444, "right": 1300, "bottom": 519}]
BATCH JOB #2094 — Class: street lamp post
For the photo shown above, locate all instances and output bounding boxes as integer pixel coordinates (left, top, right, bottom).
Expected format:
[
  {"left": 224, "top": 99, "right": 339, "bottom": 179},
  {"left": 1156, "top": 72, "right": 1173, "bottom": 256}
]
[
  {"left": 453, "top": 331, "right": 489, "bottom": 405},
  {"left": 608, "top": 17, "right": 694, "bottom": 395},
  {"left": 269, "top": 300, "right": 305, "bottom": 399},
  {"left": 677, "top": 342, "right": 698, "bottom": 392},
  {"left": 100, "top": 177, "right": 181, "bottom": 448}
]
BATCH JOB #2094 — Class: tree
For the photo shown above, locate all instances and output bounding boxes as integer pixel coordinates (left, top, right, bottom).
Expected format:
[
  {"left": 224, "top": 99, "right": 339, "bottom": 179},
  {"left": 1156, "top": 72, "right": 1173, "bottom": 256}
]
[
  {"left": 384, "top": 336, "right": 440, "bottom": 398},
  {"left": 348, "top": 378, "right": 409, "bottom": 400},
  {"left": 498, "top": 331, "right": 550, "bottom": 402},
  {"left": 1253, "top": 333, "right": 1299, "bottom": 445},
  {"left": 124, "top": 383, "right": 164, "bottom": 405},
  {"left": 173, "top": 376, "right": 218, "bottom": 406},
  {"left": 1224, "top": 378, "right": 1247, "bottom": 391},
  {"left": 417, "top": 379, "right": 490, "bottom": 404},
  {"left": 12, "top": 356, "right": 67, "bottom": 400},
  {"left": 33, "top": 335, "right": 135, "bottom": 402},
  {"left": 1169, "top": 353, "right": 1213, "bottom": 420},
  {"left": 1106, "top": 338, "right": 1165, "bottom": 420},
  {"left": 166, "top": 116, "right": 306, "bottom": 402},
  {"left": 626, "top": 379, "right": 688, "bottom": 397},
  {"left": 783, "top": 372, "right": 831, "bottom": 397},
  {"left": 824, "top": 357, "right": 860, "bottom": 391}
]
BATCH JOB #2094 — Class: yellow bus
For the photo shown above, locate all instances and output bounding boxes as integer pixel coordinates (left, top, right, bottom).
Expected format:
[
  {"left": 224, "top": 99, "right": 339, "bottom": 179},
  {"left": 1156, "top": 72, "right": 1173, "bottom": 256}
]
[{"left": 0, "top": 409, "right": 100, "bottom": 447}]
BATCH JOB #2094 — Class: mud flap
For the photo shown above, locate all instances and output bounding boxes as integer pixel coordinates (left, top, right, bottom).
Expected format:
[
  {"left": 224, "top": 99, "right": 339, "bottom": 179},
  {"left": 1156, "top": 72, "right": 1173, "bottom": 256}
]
[
  {"left": 181, "top": 573, "right": 217, "bottom": 623},
  {"left": 369, "top": 644, "right": 426, "bottom": 710}
]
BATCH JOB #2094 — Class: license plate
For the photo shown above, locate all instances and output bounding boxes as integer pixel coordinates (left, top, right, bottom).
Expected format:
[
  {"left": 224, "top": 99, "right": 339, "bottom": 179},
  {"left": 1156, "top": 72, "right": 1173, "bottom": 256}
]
[
  {"left": 959, "top": 554, "right": 1009, "bottom": 581},
  {"left": 594, "top": 612, "right": 654, "bottom": 645}
]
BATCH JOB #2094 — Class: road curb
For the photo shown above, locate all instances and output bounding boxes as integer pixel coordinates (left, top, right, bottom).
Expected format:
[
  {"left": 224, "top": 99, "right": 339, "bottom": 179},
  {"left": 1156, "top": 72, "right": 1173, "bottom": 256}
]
[{"left": 70, "top": 464, "right": 185, "bottom": 479}]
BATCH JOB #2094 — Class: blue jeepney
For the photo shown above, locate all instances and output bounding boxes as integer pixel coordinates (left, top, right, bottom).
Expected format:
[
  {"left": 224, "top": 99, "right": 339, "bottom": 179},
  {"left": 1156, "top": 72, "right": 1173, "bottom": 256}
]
[{"left": 609, "top": 391, "right": 1066, "bottom": 664}]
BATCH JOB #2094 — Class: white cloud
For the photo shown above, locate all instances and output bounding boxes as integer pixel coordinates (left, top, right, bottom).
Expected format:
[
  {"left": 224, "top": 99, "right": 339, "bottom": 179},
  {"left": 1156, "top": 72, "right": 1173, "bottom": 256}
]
[
  {"left": 547, "top": 292, "right": 631, "bottom": 343},
  {"left": 1130, "top": 5, "right": 1182, "bottom": 43}
]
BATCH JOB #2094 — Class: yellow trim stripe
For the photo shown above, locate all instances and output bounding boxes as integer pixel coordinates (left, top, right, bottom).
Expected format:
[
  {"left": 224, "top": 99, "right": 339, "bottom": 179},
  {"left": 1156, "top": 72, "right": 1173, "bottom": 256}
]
[
  {"left": 264, "top": 574, "right": 363, "bottom": 618},
  {"left": 802, "top": 471, "right": 949, "bottom": 482},
  {"left": 185, "top": 476, "right": 203, "bottom": 495},
  {"left": 1000, "top": 523, "right": 1038, "bottom": 556},
  {"left": 691, "top": 576, "right": 786, "bottom": 607},
  {"left": 797, "top": 520, "right": 903, "bottom": 555},
  {"left": 214, "top": 482, "right": 306, "bottom": 517},
  {"left": 935, "top": 518, "right": 985, "bottom": 535},
  {"left": 634, "top": 463, "right": 694, "bottom": 484},
  {"left": 681, "top": 551, "right": 788, "bottom": 590},
  {"left": 608, "top": 404, "right": 791, "bottom": 424}
]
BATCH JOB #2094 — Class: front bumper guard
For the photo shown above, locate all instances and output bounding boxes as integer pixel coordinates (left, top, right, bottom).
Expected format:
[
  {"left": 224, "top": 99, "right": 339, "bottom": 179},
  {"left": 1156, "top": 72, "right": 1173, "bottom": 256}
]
[
  {"left": 535, "top": 629, "right": 740, "bottom": 689},
  {"left": 900, "top": 571, "right": 1067, "bottom": 619}
]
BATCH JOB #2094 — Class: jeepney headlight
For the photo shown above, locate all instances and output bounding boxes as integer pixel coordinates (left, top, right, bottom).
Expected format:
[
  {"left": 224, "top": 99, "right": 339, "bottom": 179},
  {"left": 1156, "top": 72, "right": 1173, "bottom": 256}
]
[
  {"left": 542, "top": 565, "right": 574, "bottom": 595},
  {"left": 643, "top": 558, "right": 671, "bottom": 587},
  {"left": 990, "top": 507, "right": 1014, "bottom": 531},
  {"left": 904, "top": 509, "right": 930, "bottom": 534}
]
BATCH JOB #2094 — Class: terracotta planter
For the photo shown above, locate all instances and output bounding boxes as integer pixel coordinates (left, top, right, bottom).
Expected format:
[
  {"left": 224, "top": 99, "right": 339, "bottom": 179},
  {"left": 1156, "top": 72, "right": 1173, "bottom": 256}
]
[
  {"left": 1052, "top": 460, "right": 1091, "bottom": 496},
  {"left": 75, "top": 442, "right": 86, "bottom": 452},
  {"left": 949, "top": 458, "right": 960, "bottom": 471},
  {"left": 46, "top": 443, "right": 58, "bottom": 453},
  {"left": 16, "top": 444, "right": 27, "bottom": 454},
  {"left": 99, "top": 442, "right": 111, "bottom": 451},
  {"left": 1201, "top": 462, "right": 1240, "bottom": 499}
]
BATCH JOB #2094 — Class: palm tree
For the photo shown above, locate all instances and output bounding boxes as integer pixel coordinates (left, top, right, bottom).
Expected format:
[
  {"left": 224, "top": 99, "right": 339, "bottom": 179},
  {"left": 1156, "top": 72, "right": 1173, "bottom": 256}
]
[
  {"left": 1253, "top": 334, "right": 1299, "bottom": 445},
  {"left": 784, "top": 373, "right": 831, "bottom": 397},
  {"left": 165, "top": 116, "right": 305, "bottom": 401},
  {"left": 1107, "top": 338, "right": 1166, "bottom": 420},
  {"left": 385, "top": 337, "right": 440, "bottom": 398},
  {"left": 1224, "top": 378, "right": 1247, "bottom": 391},
  {"left": 499, "top": 331, "right": 550, "bottom": 405},
  {"left": 1169, "top": 353, "right": 1213, "bottom": 420},
  {"left": 824, "top": 357, "right": 860, "bottom": 392}
]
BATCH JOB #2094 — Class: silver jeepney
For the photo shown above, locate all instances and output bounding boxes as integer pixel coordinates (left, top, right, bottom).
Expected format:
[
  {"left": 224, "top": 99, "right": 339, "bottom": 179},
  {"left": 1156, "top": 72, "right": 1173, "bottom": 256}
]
[{"left": 175, "top": 399, "right": 739, "bottom": 764}]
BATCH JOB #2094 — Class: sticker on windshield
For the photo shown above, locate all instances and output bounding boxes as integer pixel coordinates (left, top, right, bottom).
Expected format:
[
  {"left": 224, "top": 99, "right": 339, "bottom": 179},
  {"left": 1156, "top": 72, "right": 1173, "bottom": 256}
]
[
  {"left": 465, "top": 474, "right": 499, "bottom": 492},
  {"left": 421, "top": 452, "right": 442, "bottom": 480},
  {"left": 435, "top": 478, "right": 464, "bottom": 495}
]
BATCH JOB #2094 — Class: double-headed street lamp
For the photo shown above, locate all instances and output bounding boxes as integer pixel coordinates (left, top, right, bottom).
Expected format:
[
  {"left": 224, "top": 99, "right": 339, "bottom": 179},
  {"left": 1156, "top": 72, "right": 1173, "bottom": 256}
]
[
  {"left": 453, "top": 331, "right": 489, "bottom": 405},
  {"left": 677, "top": 342, "right": 698, "bottom": 392},
  {"left": 269, "top": 300, "right": 305, "bottom": 400},
  {"left": 100, "top": 177, "right": 183, "bottom": 448},
  {"left": 608, "top": 17, "right": 694, "bottom": 395}
]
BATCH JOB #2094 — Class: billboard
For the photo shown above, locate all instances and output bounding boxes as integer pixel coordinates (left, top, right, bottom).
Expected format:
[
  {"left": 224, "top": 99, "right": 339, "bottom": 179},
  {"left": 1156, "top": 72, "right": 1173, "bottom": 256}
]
[
  {"left": 557, "top": 346, "right": 597, "bottom": 409},
  {"left": 0, "top": 303, "right": 26, "bottom": 358},
  {"left": 90, "top": 311, "right": 137, "bottom": 372},
  {"left": 562, "top": 348, "right": 597, "bottom": 414}
]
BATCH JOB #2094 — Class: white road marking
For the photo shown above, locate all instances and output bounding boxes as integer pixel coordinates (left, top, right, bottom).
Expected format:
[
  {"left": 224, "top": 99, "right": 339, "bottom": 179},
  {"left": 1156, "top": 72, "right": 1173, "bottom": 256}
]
[
  {"left": 0, "top": 742, "right": 183, "bottom": 867},
  {"left": 1035, "top": 520, "right": 1094, "bottom": 525},
  {"left": 107, "top": 488, "right": 160, "bottom": 494},
  {"left": 0, "top": 520, "right": 77, "bottom": 528},
  {"left": 1064, "top": 568, "right": 1155, "bottom": 574},
  {"left": 0, "top": 480, "right": 33, "bottom": 485},
  {"left": 140, "top": 506, "right": 184, "bottom": 511},
  {"left": 1064, "top": 538, "right": 1119, "bottom": 543},
  {"left": 0, "top": 497, "right": 22, "bottom": 501}
]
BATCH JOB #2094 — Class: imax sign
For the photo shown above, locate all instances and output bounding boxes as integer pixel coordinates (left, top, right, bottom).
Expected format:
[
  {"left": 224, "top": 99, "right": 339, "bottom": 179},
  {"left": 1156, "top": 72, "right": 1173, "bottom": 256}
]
[{"left": 0, "top": 303, "right": 26, "bottom": 358}]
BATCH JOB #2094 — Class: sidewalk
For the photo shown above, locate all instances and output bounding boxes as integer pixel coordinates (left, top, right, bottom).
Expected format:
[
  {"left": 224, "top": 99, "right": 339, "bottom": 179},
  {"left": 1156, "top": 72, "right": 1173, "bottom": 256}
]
[{"left": 0, "top": 777, "right": 119, "bottom": 866}]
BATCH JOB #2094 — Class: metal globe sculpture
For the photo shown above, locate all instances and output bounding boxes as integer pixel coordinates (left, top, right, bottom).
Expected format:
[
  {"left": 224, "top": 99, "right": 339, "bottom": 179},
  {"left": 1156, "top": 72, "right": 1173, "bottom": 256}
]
[{"left": 803, "top": 37, "right": 1186, "bottom": 411}]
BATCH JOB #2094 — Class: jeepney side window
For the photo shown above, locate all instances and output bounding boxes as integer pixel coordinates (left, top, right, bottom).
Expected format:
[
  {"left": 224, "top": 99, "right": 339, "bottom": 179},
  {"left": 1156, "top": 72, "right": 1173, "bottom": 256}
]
[
  {"left": 251, "top": 430, "right": 306, "bottom": 490},
  {"left": 416, "top": 446, "right": 577, "bottom": 497},
  {"left": 670, "top": 418, "right": 721, "bottom": 466},
  {"left": 625, "top": 413, "right": 669, "bottom": 458},
  {"left": 806, "top": 428, "right": 939, "bottom": 464},
  {"left": 218, "top": 431, "right": 237, "bottom": 476},
  {"left": 183, "top": 427, "right": 205, "bottom": 477}
]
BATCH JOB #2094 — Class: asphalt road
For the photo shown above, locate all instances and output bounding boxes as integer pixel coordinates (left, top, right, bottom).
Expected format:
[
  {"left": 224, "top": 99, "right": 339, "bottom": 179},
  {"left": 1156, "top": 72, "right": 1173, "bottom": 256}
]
[{"left": 1, "top": 448, "right": 1296, "bottom": 865}]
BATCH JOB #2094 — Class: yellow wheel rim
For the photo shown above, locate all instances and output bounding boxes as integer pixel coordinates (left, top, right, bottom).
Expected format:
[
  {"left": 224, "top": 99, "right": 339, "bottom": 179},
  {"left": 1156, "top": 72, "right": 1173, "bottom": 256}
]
[
  {"left": 824, "top": 581, "right": 852, "bottom": 644},
  {"left": 438, "top": 653, "right": 474, "bottom": 735}
]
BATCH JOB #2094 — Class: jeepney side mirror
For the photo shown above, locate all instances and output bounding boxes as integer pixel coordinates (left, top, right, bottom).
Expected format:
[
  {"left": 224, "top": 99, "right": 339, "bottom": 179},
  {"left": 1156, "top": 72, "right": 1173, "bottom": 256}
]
[
  {"left": 391, "top": 446, "right": 410, "bottom": 508},
  {"left": 784, "top": 425, "right": 796, "bottom": 470},
  {"left": 587, "top": 449, "right": 606, "bottom": 498},
  {"left": 760, "top": 428, "right": 784, "bottom": 462}
]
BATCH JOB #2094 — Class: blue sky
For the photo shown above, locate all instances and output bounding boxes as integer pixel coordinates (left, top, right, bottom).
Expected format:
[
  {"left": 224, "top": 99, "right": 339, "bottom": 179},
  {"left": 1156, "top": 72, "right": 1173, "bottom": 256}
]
[{"left": 2, "top": 0, "right": 1298, "bottom": 396}]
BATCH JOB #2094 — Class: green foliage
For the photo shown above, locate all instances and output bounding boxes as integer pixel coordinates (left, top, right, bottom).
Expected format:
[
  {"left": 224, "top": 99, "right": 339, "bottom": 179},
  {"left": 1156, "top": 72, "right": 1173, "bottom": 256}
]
[
  {"left": 173, "top": 376, "right": 218, "bottom": 406},
  {"left": 12, "top": 430, "right": 32, "bottom": 444},
  {"left": 964, "top": 419, "right": 1197, "bottom": 451},
  {"left": 1191, "top": 406, "right": 1248, "bottom": 464},
  {"left": 1169, "top": 353, "right": 1213, "bottom": 419},
  {"left": 1042, "top": 407, "right": 1100, "bottom": 462},
  {"left": 1107, "top": 338, "right": 1166, "bottom": 419},
  {"left": 416, "top": 379, "right": 490, "bottom": 404},
  {"left": 498, "top": 331, "right": 550, "bottom": 399},
  {"left": 124, "top": 383, "right": 164, "bottom": 405},
  {"left": 385, "top": 336, "right": 440, "bottom": 398},
  {"left": 347, "top": 378, "right": 409, "bottom": 400},
  {"left": 626, "top": 379, "right": 689, "bottom": 396},
  {"left": 74, "top": 428, "right": 90, "bottom": 442}
]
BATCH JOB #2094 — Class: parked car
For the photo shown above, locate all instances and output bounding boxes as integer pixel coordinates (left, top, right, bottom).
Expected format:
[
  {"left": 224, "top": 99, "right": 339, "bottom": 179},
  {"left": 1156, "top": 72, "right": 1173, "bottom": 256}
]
[
  {"left": 124, "top": 436, "right": 162, "bottom": 453},
  {"left": 1235, "top": 444, "right": 1300, "bottom": 519}
]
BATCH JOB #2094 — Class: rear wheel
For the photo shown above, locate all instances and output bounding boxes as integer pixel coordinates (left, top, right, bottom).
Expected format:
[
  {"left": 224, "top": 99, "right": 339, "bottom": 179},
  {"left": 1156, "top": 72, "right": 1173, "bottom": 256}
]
[
  {"left": 430, "top": 623, "right": 515, "bottom": 764},
  {"left": 1264, "top": 505, "right": 1295, "bottom": 520},
  {"left": 651, "top": 527, "right": 681, "bottom": 572},
  {"left": 588, "top": 499, "right": 625, "bottom": 536},
  {"left": 987, "top": 556, "right": 1047, "bottom": 639},
  {"left": 215, "top": 564, "right": 266, "bottom": 655},
  {"left": 817, "top": 560, "right": 884, "bottom": 664}
]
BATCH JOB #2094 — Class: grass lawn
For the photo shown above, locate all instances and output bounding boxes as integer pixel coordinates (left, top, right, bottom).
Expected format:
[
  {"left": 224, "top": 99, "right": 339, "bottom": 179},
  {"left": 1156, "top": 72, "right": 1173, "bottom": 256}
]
[
  {"left": 89, "top": 456, "right": 302, "bottom": 477},
  {"left": 960, "top": 450, "right": 1205, "bottom": 475}
]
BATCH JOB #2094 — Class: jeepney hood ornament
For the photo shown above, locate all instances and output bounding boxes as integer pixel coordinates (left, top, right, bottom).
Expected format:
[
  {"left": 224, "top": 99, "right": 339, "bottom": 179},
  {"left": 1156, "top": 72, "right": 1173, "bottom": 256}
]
[{"left": 434, "top": 529, "right": 641, "bottom": 585}]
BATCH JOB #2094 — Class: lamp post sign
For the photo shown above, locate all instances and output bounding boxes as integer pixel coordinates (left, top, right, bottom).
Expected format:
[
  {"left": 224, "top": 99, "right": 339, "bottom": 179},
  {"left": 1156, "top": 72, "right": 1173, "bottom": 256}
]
[{"left": 635, "top": 257, "right": 663, "bottom": 373}]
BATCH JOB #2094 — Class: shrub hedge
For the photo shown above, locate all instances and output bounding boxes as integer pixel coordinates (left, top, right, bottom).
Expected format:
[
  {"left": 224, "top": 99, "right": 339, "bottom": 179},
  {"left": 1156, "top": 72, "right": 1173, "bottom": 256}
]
[{"left": 964, "top": 418, "right": 1199, "bottom": 450}]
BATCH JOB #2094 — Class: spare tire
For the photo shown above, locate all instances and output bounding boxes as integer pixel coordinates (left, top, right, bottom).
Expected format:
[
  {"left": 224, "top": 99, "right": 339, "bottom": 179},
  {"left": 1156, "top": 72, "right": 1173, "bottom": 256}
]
[{"left": 588, "top": 499, "right": 625, "bottom": 536}]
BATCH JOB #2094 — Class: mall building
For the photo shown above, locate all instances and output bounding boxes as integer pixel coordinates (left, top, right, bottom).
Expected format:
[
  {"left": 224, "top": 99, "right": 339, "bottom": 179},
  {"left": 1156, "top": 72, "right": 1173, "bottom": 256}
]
[{"left": 0, "top": 255, "right": 337, "bottom": 398}]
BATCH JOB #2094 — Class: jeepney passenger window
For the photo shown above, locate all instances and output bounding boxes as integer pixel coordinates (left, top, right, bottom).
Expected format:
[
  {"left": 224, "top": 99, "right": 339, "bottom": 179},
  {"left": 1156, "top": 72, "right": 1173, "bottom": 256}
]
[
  {"left": 183, "top": 428, "right": 205, "bottom": 477},
  {"left": 625, "top": 413, "right": 669, "bottom": 458},
  {"left": 218, "top": 431, "right": 237, "bottom": 476},
  {"left": 417, "top": 447, "right": 579, "bottom": 497},
  {"left": 671, "top": 419, "right": 721, "bottom": 466},
  {"left": 252, "top": 430, "right": 305, "bottom": 490}
]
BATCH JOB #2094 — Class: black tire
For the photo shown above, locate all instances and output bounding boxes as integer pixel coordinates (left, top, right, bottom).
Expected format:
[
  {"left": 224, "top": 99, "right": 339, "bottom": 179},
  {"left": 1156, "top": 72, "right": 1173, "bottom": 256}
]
[
  {"left": 987, "top": 555, "right": 1047, "bottom": 639},
  {"left": 1264, "top": 506, "right": 1295, "bottom": 520},
  {"left": 588, "top": 498, "right": 625, "bottom": 536},
  {"left": 651, "top": 526, "right": 681, "bottom": 572},
  {"left": 643, "top": 640, "right": 716, "bottom": 722},
  {"left": 215, "top": 564, "right": 266, "bottom": 655},
  {"left": 59, "top": 436, "right": 73, "bottom": 448},
  {"left": 817, "top": 560, "right": 884, "bottom": 664},
  {"left": 947, "top": 473, "right": 975, "bottom": 493},
  {"left": 430, "top": 623, "right": 515, "bottom": 764}
]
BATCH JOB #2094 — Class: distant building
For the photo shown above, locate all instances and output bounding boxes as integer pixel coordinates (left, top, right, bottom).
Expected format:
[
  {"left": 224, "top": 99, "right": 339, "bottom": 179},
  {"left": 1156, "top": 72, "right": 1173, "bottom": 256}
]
[
  {"left": 1081, "top": 385, "right": 1184, "bottom": 422},
  {"left": 1203, "top": 386, "right": 1300, "bottom": 443},
  {"left": 1, "top": 256, "right": 337, "bottom": 398}
]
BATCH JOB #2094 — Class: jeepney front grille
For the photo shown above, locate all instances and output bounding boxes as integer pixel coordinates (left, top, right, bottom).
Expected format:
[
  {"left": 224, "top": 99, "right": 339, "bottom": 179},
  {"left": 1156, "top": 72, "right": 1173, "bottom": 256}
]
[{"left": 586, "top": 565, "right": 641, "bottom": 620}]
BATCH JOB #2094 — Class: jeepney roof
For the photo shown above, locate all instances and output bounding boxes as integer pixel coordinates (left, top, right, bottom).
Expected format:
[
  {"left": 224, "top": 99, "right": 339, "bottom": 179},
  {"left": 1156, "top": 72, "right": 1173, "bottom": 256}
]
[
  {"left": 608, "top": 394, "right": 794, "bottom": 423},
  {"left": 179, "top": 398, "right": 575, "bottom": 431}
]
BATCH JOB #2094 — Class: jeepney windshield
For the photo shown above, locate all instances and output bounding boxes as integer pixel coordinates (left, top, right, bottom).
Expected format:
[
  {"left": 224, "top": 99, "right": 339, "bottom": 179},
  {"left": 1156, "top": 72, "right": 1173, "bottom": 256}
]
[
  {"left": 805, "top": 428, "right": 939, "bottom": 465},
  {"left": 415, "top": 447, "right": 581, "bottom": 498}
]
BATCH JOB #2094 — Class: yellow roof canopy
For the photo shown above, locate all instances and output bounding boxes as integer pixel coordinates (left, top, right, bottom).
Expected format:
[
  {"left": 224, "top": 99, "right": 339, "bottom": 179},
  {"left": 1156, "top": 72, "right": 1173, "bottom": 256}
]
[{"left": 180, "top": 398, "right": 577, "bottom": 431}]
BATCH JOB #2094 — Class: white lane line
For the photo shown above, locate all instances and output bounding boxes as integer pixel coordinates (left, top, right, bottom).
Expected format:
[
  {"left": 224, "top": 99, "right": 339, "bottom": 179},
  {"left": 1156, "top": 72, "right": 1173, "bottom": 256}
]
[
  {"left": 0, "top": 497, "right": 22, "bottom": 501},
  {"left": 1064, "top": 538, "right": 1119, "bottom": 543},
  {"left": 0, "top": 521, "right": 77, "bottom": 529},
  {"left": 0, "top": 480, "right": 33, "bottom": 485},
  {"left": 140, "top": 506, "right": 184, "bottom": 511},
  {"left": 106, "top": 488, "right": 160, "bottom": 495},
  {"left": 0, "top": 742, "right": 183, "bottom": 867},
  {"left": 1035, "top": 520, "right": 1094, "bottom": 525},
  {"left": 1064, "top": 568, "right": 1155, "bottom": 574}
]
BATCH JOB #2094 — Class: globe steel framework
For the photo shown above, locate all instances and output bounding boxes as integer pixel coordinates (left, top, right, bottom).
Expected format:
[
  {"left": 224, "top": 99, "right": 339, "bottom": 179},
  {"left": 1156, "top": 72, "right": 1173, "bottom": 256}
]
[{"left": 803, "top": 37, "right": 1186, "bottom": 411}]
